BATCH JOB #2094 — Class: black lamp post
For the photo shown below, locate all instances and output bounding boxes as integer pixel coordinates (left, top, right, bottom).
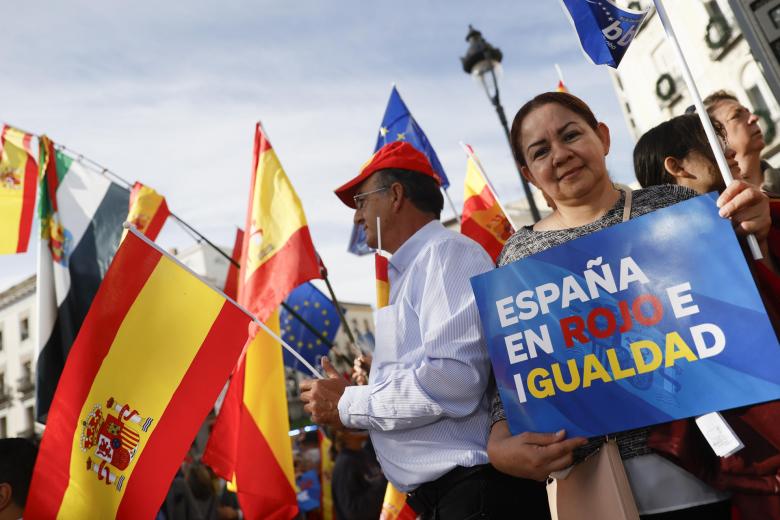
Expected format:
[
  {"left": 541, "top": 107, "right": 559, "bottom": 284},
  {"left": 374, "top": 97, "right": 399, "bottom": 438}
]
[{"left": 461, "top": 25, "right": 541, "bottom": 222}]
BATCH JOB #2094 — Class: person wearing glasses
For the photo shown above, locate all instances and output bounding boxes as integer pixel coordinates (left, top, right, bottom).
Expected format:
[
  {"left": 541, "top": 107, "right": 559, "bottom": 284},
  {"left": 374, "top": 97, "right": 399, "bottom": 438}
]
[
  {"left": 700, "top": 91, "right": 780, "bottom": 195},
  {"left": 300, "top": 141, "right": 550, "bottom": 519}
]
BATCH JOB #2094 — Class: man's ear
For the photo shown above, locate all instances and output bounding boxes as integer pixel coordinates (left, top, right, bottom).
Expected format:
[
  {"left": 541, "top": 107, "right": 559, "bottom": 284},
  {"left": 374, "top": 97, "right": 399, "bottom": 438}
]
[
  {"left": 0, "top": 483, "right": 13, "bottom": 510},
  {"left": 663, "top": 156, "right": 692, "bottom": 179},
  {"left": 389, "top": 182, "right": 404, "bottom": 212}
]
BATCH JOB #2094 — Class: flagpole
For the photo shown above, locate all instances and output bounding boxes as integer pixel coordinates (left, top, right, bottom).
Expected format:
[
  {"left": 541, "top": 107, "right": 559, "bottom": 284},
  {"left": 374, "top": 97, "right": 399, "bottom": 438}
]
[
  {"left": 460, "top": 142, "right": 518, "bottom": 231},
  {"left": 443, "top": 188, "right": 461, "bottom": 222},
  {"left": 124, "top": 223, "right": 325, "bottom": 379},
  {"left": 554, "top": 63, "right": 565, "bottom": 85},
  {"left": 318, "top": 267, "right": 363, "bottom": 359},
  {"left": 653, "top": 0, "right": 762, "bottom": 260}
]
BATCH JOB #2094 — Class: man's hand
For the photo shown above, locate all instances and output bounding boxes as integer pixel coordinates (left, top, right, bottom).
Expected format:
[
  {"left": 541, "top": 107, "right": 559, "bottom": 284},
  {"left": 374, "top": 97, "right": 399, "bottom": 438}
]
[
  {"left": 352, "top": 354, "right": 372, "bottom": 386},
  {"left": 487, "top": 420, "right": 587, "bottom": 481},
  {"left": 300, "top": 357, "right": 349, "bottom": 429}
]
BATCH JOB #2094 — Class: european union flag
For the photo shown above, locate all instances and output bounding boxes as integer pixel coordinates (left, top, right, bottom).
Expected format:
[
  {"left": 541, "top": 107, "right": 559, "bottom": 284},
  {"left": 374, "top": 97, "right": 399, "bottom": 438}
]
[
  {"left": 280, "top": 282, "right": 341, "bottom": 372},
  {"left": 348, "top": 85, "right": 450, "bottom": 255},
  {"left": 562, "top": 0, "right": 649, "bottom": 68}
]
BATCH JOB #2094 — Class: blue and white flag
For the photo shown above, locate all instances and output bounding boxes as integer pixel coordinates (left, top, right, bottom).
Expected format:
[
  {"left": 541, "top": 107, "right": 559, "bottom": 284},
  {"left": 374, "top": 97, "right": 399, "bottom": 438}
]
[
  {"left": 348, "top": 85, "right": 449, "bottom": 255},
  {"left": 561, "top": 0, "right": 649, "bottom": 68}
]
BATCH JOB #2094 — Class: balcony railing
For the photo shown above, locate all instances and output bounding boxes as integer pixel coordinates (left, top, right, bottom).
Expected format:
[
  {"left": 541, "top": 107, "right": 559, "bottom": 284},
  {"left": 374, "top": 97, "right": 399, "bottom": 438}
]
[{"left": 17, "top": 376, "right": 34, "bottom": 399}]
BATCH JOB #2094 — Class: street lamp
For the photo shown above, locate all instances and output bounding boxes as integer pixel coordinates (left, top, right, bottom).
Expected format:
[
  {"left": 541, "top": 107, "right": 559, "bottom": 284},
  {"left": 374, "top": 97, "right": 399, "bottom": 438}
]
[{"left": 461, "top": 25, "right": 541, "bottom": 222}]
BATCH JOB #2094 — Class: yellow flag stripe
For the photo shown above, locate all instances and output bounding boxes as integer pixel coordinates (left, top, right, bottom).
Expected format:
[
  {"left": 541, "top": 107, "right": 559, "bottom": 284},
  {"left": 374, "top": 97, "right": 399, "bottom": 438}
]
[
  {"left": 244, "top": 149, "right": 308, "bottom": 280},
  {"left": 243, "top": 310, "right": 296, "bottom": 489}
]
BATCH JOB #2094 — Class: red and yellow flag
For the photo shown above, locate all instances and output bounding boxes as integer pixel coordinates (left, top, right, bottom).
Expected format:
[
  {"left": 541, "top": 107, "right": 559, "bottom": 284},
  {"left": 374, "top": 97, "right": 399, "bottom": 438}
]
[
  {"left": 239, "top": 122, "right": 321, "bottom": 322},
  {"left": 0, "top": 125, "right": 37, "bottom": 254},
  {"left": 126, "top": 182, "right": 170, "bottom": 240},
  {"left": 375, "top": 249, "right": 416, "bottom": 520},
  {"left": 319, "top": 430, "right": 336, "bottom": 520},
  {"left": 556, "top": 79, "right": 569, "bottom": 93},
  {"left": 203, "top": 123, "right": 316, "bottom": 519},
  {"left": 26, "top": 230, "right": 252, "bottom": 520},
  {"left": 461, "top": 145, "right": 514, "bottom": 262},
  {"left": 376, "top": 252, "right": 390, "bottom": 308}
]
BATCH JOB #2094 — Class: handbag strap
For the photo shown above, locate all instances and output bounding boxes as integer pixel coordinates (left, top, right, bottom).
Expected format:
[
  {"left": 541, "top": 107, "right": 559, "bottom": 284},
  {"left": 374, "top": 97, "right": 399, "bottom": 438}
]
[{"left": 621, "top": 188, "right": 633, "bottom": 223}]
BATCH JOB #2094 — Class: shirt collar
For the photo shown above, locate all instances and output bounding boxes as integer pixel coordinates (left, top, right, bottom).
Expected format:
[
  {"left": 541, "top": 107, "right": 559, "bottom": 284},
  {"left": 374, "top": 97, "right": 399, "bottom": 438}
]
[{"left": 388, "top": 220, "right": 443, "bottom": 277}]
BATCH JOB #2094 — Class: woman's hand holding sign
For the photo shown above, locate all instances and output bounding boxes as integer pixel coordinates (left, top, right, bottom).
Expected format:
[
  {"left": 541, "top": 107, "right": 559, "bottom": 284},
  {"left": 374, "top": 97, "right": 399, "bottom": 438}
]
[
  {"left": 487, "top": 421, "right": 587, "bottom": 481},
  {"left": 717, "top": 180, "right": 775, "bottom": 270}
]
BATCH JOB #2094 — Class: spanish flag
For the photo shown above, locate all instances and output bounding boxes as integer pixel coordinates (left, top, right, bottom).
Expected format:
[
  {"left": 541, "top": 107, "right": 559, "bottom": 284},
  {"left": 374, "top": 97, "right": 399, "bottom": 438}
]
[
  {"left": 460, "top": 144, "right": 514, "bottom": 262},
  {"left": 26, "top": 229, "right": 252, "bottom": 519},
  {"left": 375, "top": 250, "right": 416, "bottom": 520},
  {"left": 126, "top": 181, "right": 170, "bottom": 240},
  {"left": 0, "top": 125, "right": 37, "bottom": 254},
  {"left": 556, "top": 79, "right": 569, "bottom": 93},
  {"left": 203, "top": 123, "right": 316, "bottom": 519},
  {"left": 375, "top": 252, "right": 390, "bottom": 308},
  {"left": 319, "top": 430, "right": 336, "bottom": 520},
  {"left": 239, "top": 122, "right": 321, "bottom": 321}
]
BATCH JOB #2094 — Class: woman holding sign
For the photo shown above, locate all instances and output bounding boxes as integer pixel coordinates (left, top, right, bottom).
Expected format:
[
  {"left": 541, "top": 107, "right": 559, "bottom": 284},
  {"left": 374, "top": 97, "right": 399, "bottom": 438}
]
[{"left": 487, "top": 92, "right": 773, "bottom": 519}]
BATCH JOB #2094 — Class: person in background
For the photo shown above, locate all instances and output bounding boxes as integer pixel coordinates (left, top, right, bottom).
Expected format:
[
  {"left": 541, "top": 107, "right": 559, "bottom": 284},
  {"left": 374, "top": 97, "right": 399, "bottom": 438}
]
[
  {"left": 703, "top": 90, "right": 780, "bottom": 195},
  {"left": 0, "top": 438, "right": 37, "bottom": 520},
  {"left": 634, "top": 108, "right": 780, "bottom": 520},
  {"left": 330, "top": 430, "right": 386, "bottom": 520},
  {"left": 487, "top": 91, "right": 772, "bottom": 519}
]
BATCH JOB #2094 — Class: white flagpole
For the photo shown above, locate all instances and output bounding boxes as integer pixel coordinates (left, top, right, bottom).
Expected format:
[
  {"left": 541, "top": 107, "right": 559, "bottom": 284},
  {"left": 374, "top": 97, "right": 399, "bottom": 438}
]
[
  {"left": 443, "top": 188, "right": 461, "bottom": 223},
  {"left": 554, "top": 63, "right": 565, "bottom": 85},
  {"left": 460, "top": 142, "right": 518, "bottom": 231},
  {"left": 653, "top": 0, "right": 762, "bottom": 260},
  {"left": 124, "top": 222, "right": 325, "bottom": 380}
]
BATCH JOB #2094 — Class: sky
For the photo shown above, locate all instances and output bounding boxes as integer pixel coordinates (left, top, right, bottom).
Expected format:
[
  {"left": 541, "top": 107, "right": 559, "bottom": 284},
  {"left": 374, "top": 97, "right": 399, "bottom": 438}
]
[{"left": 0, "top": 0, "right": 640, "bottom": 304}]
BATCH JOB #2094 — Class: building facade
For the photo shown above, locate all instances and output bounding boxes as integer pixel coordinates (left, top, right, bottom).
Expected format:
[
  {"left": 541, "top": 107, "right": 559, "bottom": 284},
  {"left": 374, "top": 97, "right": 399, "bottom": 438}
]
[
  {"left": 611, "top": 0, "right": 780, "bottom": 163},
  {"left": 0, "top": 275, "right": 37, "bottom": 438}
]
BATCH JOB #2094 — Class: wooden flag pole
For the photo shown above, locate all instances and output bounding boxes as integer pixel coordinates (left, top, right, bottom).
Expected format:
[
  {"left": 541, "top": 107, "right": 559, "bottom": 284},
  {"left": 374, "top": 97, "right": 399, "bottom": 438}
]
[
  {"left": 460, "top": 141, "right": 518, "bottom": 231},
  {"left": 653, "top": 0, "right": 762, "bottom": 260}
]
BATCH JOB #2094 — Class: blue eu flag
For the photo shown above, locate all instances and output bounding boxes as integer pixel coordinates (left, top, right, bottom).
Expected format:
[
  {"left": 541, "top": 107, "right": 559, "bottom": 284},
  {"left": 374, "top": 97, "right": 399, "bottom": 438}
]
[
  {"left": 562, "top": 0, "right": 649, "bottom": 68},
  {"left": 348, "top": 85, "right": 450, "bottom": 255},
  {"left": 280, "top": 282, "right": 341, "bottom": 373}
]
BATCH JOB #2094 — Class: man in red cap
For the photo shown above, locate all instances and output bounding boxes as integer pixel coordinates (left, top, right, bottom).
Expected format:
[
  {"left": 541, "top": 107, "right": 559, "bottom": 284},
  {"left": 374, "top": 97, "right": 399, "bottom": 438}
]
[{"left": 300, "top": 142, "right": 550, "bottom": 519}]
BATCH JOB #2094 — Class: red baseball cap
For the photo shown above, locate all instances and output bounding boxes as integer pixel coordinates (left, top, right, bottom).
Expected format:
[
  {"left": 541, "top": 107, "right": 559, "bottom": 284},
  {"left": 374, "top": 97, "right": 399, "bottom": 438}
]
[{"left": 334, "top": 141, "right": 440, "bottom": 208}]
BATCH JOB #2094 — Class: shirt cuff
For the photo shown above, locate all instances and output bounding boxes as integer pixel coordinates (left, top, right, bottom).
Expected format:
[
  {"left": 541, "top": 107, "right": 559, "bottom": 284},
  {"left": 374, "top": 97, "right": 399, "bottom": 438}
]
[{"left": 338, "top": 385, "right": 371, "bottom": 430}]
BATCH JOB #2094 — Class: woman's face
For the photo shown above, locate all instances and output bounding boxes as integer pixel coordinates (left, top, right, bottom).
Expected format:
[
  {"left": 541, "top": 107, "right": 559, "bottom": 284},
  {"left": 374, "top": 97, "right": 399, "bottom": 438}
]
[{"left": 518, "top": 103, "right": 611, "bottom": 206}]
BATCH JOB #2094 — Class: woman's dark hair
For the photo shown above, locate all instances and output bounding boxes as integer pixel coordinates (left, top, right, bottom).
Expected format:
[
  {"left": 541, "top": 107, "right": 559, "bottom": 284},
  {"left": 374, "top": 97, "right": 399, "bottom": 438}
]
[
  {"left": 510, "top": 92, "right": 599, "bottom": 167},
  {"left": 633, "top": 114, "right": 723, "bottom": 188},
  {"left": 378, "top": 168, "right": 444, "bottom": 219}
]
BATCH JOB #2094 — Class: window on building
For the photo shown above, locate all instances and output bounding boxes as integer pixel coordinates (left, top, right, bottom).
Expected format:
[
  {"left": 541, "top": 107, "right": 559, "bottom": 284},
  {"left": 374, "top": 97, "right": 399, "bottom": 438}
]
[
  {"left": 22, "top": 361, "right": 32, "bottom": 381},
  {"left": 0, "top": 416, "right": 6, "bottom": 438},
  {"left": 0, "top": 327, "right": 3, "bottom": 351},
  {"left": 20, "top": 317, "right": 29, "bottom": 341},
  {"left": 0, "top": 372, "right": 5, "bottom": 395}
]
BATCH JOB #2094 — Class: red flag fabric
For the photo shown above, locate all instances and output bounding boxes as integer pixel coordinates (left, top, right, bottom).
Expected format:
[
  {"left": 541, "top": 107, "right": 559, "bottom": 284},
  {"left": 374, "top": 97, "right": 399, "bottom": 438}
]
[{"left": 203, "top": 123, "right": 320, "bottom": 519}]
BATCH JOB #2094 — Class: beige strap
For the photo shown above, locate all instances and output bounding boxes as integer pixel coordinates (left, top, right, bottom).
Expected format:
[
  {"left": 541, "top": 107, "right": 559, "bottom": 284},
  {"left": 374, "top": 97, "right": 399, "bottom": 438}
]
[{"left": 621, "top": 188, "right": 633, "bottom": 223}]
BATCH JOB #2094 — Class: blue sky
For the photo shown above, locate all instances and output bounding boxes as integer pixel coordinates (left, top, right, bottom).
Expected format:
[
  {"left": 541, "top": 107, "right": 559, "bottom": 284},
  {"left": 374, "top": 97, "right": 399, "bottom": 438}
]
[{"left": 0, "top": 0, "right": 638, "bottom": 303}]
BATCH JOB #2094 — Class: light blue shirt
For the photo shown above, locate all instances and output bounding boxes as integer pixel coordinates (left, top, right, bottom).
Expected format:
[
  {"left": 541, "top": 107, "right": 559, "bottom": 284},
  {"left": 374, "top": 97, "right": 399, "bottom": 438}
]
[{"left": 338, "top": 221, "right": 494, "bottom": 492}]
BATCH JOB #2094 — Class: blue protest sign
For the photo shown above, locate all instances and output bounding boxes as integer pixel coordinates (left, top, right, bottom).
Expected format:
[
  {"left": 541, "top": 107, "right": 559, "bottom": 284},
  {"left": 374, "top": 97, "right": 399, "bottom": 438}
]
[{"left": 471, "top": 195, "right": 780, "bottom": 438}]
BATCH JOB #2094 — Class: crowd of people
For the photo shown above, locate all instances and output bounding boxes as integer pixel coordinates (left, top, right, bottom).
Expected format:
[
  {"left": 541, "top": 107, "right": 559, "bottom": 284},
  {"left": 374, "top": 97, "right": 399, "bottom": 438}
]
[
  {"left": 301, "top": 89, "right": 779, "bottom": 520},
  {"left": 2, "top": 89, "right": 778, "bottom": 520}
]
